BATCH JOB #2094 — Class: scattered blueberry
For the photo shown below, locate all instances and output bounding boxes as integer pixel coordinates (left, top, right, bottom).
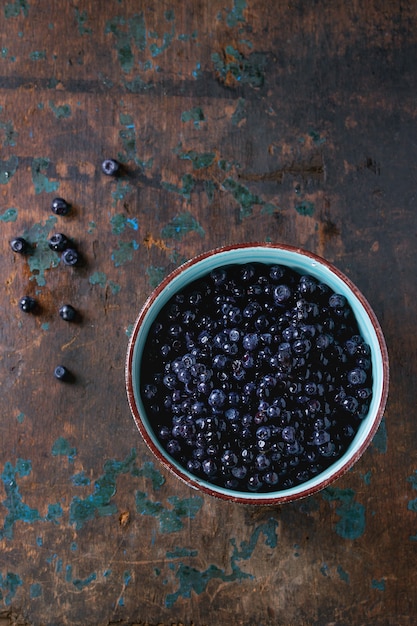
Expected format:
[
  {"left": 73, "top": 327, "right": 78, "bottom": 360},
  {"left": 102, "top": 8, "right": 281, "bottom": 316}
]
[
  {"left": 19, "top": 296, "right": 36, "bottom": 313},
  {"left": 51, "top": 197, "right": 70, "bottom": 216},
  {"left": 101, "top": 158, "right": 120, "bottom": 176},
  {"left": 61, "top": 248, "right": 79, "bottom": 266},
  {"left": 10, "top": 237, "right": 30, "bottom": 254},
  {"left": 54, "top": 365, "right": 70, "bottom": 382},
  {"left": 59, "top": 304, "right": 77, "bottom": 322},
  {"left": 48, "top": 233, "right": 69, "bottom": 252},
  {"left": 140, "top": 262, "right": 373, "bottom": 494}
]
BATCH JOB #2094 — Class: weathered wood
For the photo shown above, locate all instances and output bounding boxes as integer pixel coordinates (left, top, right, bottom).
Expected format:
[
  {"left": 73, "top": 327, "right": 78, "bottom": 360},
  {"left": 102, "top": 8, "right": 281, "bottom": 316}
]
[{"left": 0, "top": 1, "right": 415, "bottom": 624}]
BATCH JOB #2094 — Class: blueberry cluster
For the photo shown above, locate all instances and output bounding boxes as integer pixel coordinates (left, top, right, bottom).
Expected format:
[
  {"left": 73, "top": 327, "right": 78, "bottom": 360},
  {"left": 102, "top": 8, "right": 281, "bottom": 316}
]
[{"left": 141, "top": 262, "right": 373, "bottom": 493}]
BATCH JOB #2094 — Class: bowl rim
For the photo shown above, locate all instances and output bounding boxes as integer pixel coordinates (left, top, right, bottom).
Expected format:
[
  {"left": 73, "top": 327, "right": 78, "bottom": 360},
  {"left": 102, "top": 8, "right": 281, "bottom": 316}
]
[{"left": 125, "top": 242, "right": 389, "bottom": 504}]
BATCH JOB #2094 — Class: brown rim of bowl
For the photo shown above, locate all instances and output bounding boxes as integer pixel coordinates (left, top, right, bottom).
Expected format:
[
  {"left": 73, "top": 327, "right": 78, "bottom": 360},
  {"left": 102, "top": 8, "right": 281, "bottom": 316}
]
[{"left": 125, "top": 242, "right": 389, "bottom": 505}]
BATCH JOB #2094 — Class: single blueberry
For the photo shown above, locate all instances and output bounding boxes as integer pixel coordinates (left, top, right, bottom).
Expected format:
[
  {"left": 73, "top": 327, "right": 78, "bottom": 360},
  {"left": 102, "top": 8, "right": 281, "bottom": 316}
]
[
  {"left": 10, "top": 236, "right": 29, "bottom": 254},
  {"left": 48, "top": 233, "right": 69, "bottom": 252},
  {"left": 54, "top": 365, "right": 71, "bottom": 381},
  {"left": 101, "top": 158, "right": 120, "bottom": 176},
  {"left": 19, "top": 296, "right": 36, "bottom": 313},
  {"left": 51, "top": 197, "right": 70, "bottom": 216},
  {"left": 347, "top": 368, "right": 367, "bottom": 386},
  {"left": 59, "top": 304, "right": 77, "bottom": 322},
  {"left": 61, "top": 248, "right": 80, "bottom": 266}
]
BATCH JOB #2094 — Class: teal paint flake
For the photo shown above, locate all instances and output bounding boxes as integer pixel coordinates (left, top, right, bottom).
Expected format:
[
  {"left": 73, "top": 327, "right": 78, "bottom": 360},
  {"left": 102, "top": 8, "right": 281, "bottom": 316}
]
[
  {"left": 161, "top": 211, "right": 204, "bottom": 240},
  {"left": 31, "top": 157, "right": 59, "bottom": 194},
  {"left": 111, "top": 180, "right": 132, "bottom": 207},
  {"left": 41, "top": 322, "right": 49, "bottom": 331},
  {"left": 165, "top": 518, "right": 278, "bottom": 608},
  {"left": 309, "top": 128, "right": 326, "bottom": 145},
  {"left": 295, "top": 201, "right": 315, "bottom": 216},
  {"left": 118, "top": 113, "right": 152, "bottom": 166},
  {"left": 371, "top": 578, "right": 385, "bottom": 591},
  {"left": 89, "top": 271, "right": 107, "bottom": 287},
  {"left": 65, "top": 565, "right": 72, "bottom": 583},
  {"left": 192, "top": 62, "right": 202, "bottom": 79},
  {"left": 0, "top": 571, "right": 22, "bottom": 606},
  {"left": 88, "top": 220, "right": 96, "bottom": 233},
  {"left": 105, "top": 13, "right": 146, "bottom": 73},
  {"left": 0, "top": 155, "right": 18, "bottom": 184},
  {"left": 147, "top": 265, "right": 166, "bottom": 288},
  {"left": 22, "top": 215, "right": 59, "bottom": 286},
  {"left": 322, "top": 487, "right": 366, "bottom": 540},
  {"left": 361, "top": 470, "right": 372, "bottom": 485},
  {"left": 407, "top": 469, "right": 417, "bottom": 539},
  {"left": 131, "top": 460, "right": 165, "bottom": 490},
  {"left": 36, "top": 536, "right": 43, "bottom": 546},
  {"left": 166, "top": 547, "right": 198, "bottom": 559},
  {"left": 4, "top": 0, "right": 28, "bottom": 18},
  {"left": 0, "top": 459, "right": 41, "bottom": 540},
  {"left": 110, "top": 213, "right": 138, "bottom": 234},
  {"left": 181, "top": 107, "right": 205, "bottom": 128},
  {"left": 30, "top": 582, "right": 42, "bottom": 598},
  {"left": 30, "top": 50, "right": 46, "bottom": 61},
  {"left": 165, "top": 9, "right": 175, "bottom": 21},
  {"left": 371, "top": 416, "right": 387, "bottom": 453},
  {"left": 103, "top": 569, "right": 112, "bottom": 578},
  {"left": 0, "top": 117, "right": 18, "bottom": 146},
  {"left": 70, "top": 542, "right": 77, "bottom": 551},
  {"left": 51, "top": 437, "right": 77, "bottom": 463},
  {"left": 73, "top": 572, "right": 97, "bottom": 590},
  {"left": 125, "top": 323, "right": 134, "bottom": 338},
  {"left": 111, "top": 239, "right": 139, "bottom": 267},
  {"left": 69, "top": 449, "right": 137, "bottom": 530},
  {"left": 203, "top": 180, "right": 216, "bottom": 204},
  {"left": 74, "top": 8, "right": 92, "bottom": 35},
  {"left": 337, "top": 565, "right": 350, "bottom": 583},
  {"left": 231, "top": 98, "right": 246, "bottom": 126},
  {"left": 261, "top": 202, "right": 279, "bottom": 215},
  {"left": 225, "top": 0, "right": 247, "bottom": 27},
  {"left": 161, "top": 175, "right": 195, "bottom": 201},
  {"left": 175, "top": 147, "right": 215, "bottom": 170},
  {"left": 48, "top": 101, "right": 72, "bottom": 119},
  {"left": 72, "top": 471, "right": 91, "bottom": 487},
  {"left": 109, "top": 280, "right": 121, "bottom": 294},
  {"left": 124, "top": 75, "right": 153, "bottom": 93},
  {"left": 135, "top": 492, "right": 203, "bottom": 534},
  {"left": 320, "top": 563, "right": 330, "bottom": 576},
  {"left": 222, "top": 177, "right": 263, "bottom": 219},
  {"left": 0, "top": 207, "right": 18, "bottom": 221},
  {"left": 212, "top": 47, "right": 267, "bottom": 88},
  {"left": 16, "top": 412, "right": 24, "bottom": 423}
]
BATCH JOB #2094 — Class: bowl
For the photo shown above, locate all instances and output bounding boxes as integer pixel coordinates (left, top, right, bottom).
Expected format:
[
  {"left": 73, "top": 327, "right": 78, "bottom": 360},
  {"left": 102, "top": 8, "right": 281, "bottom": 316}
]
[{"left": 125, "top": 243, "right": 389, "bottom": 504}]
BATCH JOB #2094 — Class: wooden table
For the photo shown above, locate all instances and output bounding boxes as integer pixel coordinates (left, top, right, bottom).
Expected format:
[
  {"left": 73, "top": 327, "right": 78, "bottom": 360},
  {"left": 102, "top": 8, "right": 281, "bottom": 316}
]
[{"left": 0, "top": 1, "right": 414, "bottom": 624}]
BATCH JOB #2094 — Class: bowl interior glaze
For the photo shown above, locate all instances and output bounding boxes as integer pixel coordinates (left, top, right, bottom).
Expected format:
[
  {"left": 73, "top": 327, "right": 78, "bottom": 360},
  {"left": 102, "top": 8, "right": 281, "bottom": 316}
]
[{"left": 126, "top": 244, "right": 389, "bottom": 504}]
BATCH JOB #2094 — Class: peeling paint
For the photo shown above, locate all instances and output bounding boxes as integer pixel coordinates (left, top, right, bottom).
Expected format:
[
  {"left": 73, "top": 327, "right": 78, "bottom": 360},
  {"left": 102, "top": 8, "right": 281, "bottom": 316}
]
[
  {"left": 161, "top": 211, "right": 204, "bottom": 240},
  {"left": 0, "top": 155, "right": 18, "bottom": 184},
  {"left": 111, "top": 239, "right": 139, "bottom": 267},
  {"left": 23, "top": 216, "right": 59, "bottom": 286},
  {"left": 135, "top": 492, "right": 203, "bottom": 534},
  {"left": 322, "top": 487, "right": 365, "bottom": 540},
  {"left": 48, "top": 101, "right": 72, "bottom": 119},
  {"left": 181, "top": 107, "right": 205, "bottom": 128},
  {"left": 31, "top": 157, "right": 59, "bottom": 194},
  {"left": 0, "top": 207, "right": 17, "bottom": 221},
  {"left": 231, "top": 98, "right": 246, "bottom": 126},
  {"left": 74, "top": 8, "right": 92, "bottom": 35},
  {"left": 52, "top": 437, "right": 77, "bottom": 463},
  {"left": 0, "top": 571, "right": 22, "bottom": 606},
  {"left": 105, "top": 13, "right": 146, "bottom": 73},
  {"left": 161, "top": 175, "right": 195, "bottom": 201},
  {"left": 222, "top": 177, "right": 263, "bottom": 218},
  {"left": 146, "top": 265, "right": 166, "bottom": 288},
  {"left": 371, "top": 416, "right": 387, "bottom": 453},
  {"left": 212, "top": 47, "right": 267, "bottom": 88},
  {"left": 175, "top": 146, "right": 215, "bottom": 170},
  {"left": 4, "top": 0, "right": 28, "bottom": 18},
  {"left": 295, "top": 201, "right": 315, "bottom": 216}
]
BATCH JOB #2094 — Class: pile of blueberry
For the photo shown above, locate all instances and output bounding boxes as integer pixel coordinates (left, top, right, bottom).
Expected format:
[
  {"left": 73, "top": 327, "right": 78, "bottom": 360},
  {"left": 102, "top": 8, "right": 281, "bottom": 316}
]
[{"left": 141, "top": 262, "right": 373, "bottom": 493}]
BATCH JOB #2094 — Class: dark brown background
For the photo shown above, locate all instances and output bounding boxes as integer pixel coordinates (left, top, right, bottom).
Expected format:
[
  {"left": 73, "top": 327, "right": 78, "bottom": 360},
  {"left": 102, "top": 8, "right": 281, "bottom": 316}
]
[{"left": 0, "top": 1, "right": 415, "bottom": 625}]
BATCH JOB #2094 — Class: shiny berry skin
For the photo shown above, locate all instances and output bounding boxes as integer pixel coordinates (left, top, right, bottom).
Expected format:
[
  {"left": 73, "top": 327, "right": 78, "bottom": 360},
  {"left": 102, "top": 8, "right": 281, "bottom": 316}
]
[
  {"left": 101, "top": 158, "right": 120, "bottom": 176},
  {"left": 61, "top": 248, "right": 79, "bottom": 266},
  {"left": 59, "top": 304, "right": 77, "bottom": 321},
  {"left": 54, "top": 365, "right": 70, "bottom": 381},
  {"left": 51, "top": 197, "right": 70, "bottom": 216},
  {"left": 19, "top": 296, "right": 36, "bottom": 313},
  {"left": 10, "top": 237, "right": 29, "bottom": 254},
  {"left": 48, "top": 233, "right": 69, "bottom": 252}
]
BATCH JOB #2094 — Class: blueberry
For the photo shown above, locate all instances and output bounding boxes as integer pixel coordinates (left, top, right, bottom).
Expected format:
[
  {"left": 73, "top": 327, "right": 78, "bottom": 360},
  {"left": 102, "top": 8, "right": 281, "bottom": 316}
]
[
  {"left": 48, "top": 233, "right": 69, "bottom": 252},
  {"left": 19, "top": 296, "right": 36, "bottom": 313},
  {"left": 347, "top": 368, "right": 367, "bottom": 386},
  {"left": 54, "top": 365, "right": 70, "bottom": 381},
  {"left": 59, "top": 304, "right": 77, "bottom": 322},
  {"left": 61, "top": 248, "right": 79, "bottom": 266},
  {"left": 101, "top": 158, "right": 120, "bottom": 176},
  {"left": 51, "top": 197, "right": 70, "bottom": 216},
  {"left": 10, "top": 236, "right": 29, "bottom": 254}
]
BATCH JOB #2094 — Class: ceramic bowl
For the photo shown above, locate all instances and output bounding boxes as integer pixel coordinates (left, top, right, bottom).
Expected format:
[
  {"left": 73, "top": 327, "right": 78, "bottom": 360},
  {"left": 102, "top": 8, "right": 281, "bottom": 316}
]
[{"left": 125, "top": 243, "right": 389, "bottom": 504}]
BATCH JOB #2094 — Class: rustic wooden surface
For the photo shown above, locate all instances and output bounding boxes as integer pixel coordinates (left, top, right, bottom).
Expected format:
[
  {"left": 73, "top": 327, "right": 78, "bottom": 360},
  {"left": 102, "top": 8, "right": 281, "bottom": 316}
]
[{"left": 0, "top": 1, "right": 415, "bottom": 624}]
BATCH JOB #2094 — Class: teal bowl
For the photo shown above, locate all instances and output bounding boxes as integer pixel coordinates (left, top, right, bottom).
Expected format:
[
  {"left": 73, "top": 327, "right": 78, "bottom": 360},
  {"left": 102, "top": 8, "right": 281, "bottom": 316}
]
[{"left": 125, "top": 243, "right": 389, "bottom": 504}]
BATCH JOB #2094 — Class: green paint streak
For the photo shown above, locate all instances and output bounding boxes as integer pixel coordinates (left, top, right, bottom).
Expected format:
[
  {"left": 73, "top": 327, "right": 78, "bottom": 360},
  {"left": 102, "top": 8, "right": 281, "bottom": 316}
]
[
  {"left": 110, "top": 213, "right": 138, "bottom": 234},
  {"left": 0, "top": 459, "right": 40, "bottom": 539},
  {"left": 31, "top": 157, "right": 59, "bottom": 194},
  {"left": 181, "top": 107, "right": 205, "bottom": 127},
  {"left": 30, "top": 582, "right": 42, "bottom": 598},
  {"left": 108, "top": 280, "right": 121, "bottom": 295},
  {"left": 48, "top": 101, "right": 72, "bottom": 119},
  {"left": 295, "top": 201, "right": 315, "bottom": 216},
  {"left": 161, "top": 211, "right": 204, "bottom": 240},
  {"left": 222, "top": 177, "right": 263, "bottom": 218},
  {"left": 309, "top": 128, "right": 326, "bottom": 145},
  {"left": 0, "top": 207, "right": 17, "bottom": 221},
  {"left": 135, "top": 492, "right": 203, "bottom": 534},
  {"left": 166, "top": 547, "right": 198, "bottom": 559},
  {"left": 118, "top": 113, "right": 152, "bottom": 167},
  {"left": 147, "top": 265, "right": 166, "bottom": 288},
  {"left": 322, "top": 487, "right": 365, "bottom": 540},
  {"left": 212, "top": 47, "right": 267, "bottom": 88},
  {"left": 4, "top": 0, "right": 28, "bottom": 18},
  {"left": 125, "top": 323, "right": 134, "bottom": 338},
  {"left": 16, "top": 412, "right": 24, "bottom": 423},
  {"left": 203, "top": 180, "right": 216, "bottom": 204},
  {"left": 161, "top": 175, "right": 195, "bottom": 201},
  {"left": 165, "top": 518, "right": 278, "bottom": 608},
  {"left": 69, "top": 449, "right": 137, "bottom": 530},
  {"left": 89, "top": 271, "right": 107, "bottom": 287},
  {"left": 371, "top": 416, "right": 387, "bottom": 453},
  {"left": 225, "top": 0, "right": 247, "bottom": 27},
  {"left": 74, "top": 8, "right": 92, "bottom": 35},
  {"left": 231, "top": 98, "right": 246, "bottom": 126},
  {"left": 337, "top": 565, "right": 350, "bottom": 583},
  {"left": 176, "top": 148, "right": 215, "bottom": 170},
  {"left": 73, "top": 572, "right": 97, "bottom": 590},
  {"left": 51, "top": 437, "right": 77, "bottom": 462},
  {"left": 371, "top": 578, "right": 385, "bottom": 591},
  {"left": 124, "top": 75, "right": 153, "bottom": 93},
  {"left": 111, "top": 181, "right": 132, "bottom": 206},
  {"left": 0, "top": 571, "right": 22, "bottom": 606},
  {"left": 111, "top": 239, "right": 139, "bottom": 267},
  {"left": 0, "top": 117, "right": 18, "bottom": 146},
  {"left": 131, "top": 461, "right": 165, "bottom": 490},
  {"left": 72, "top": 471, "right": 91, "bottom": 487},
  {"left": 0, "top": 155, "right": 18, "bottom": 184},
  {"left": 23, "top": 216, "right": 59, "bottom": 286},
  {"left": 261, "top": 202, "right": 279, "bottom": 215},
  {"left": 105, "top": 13, "right": 146, "bottom": 73},
  {"left": 30, "top": 50, "right": 46, "bottom": 61}
]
